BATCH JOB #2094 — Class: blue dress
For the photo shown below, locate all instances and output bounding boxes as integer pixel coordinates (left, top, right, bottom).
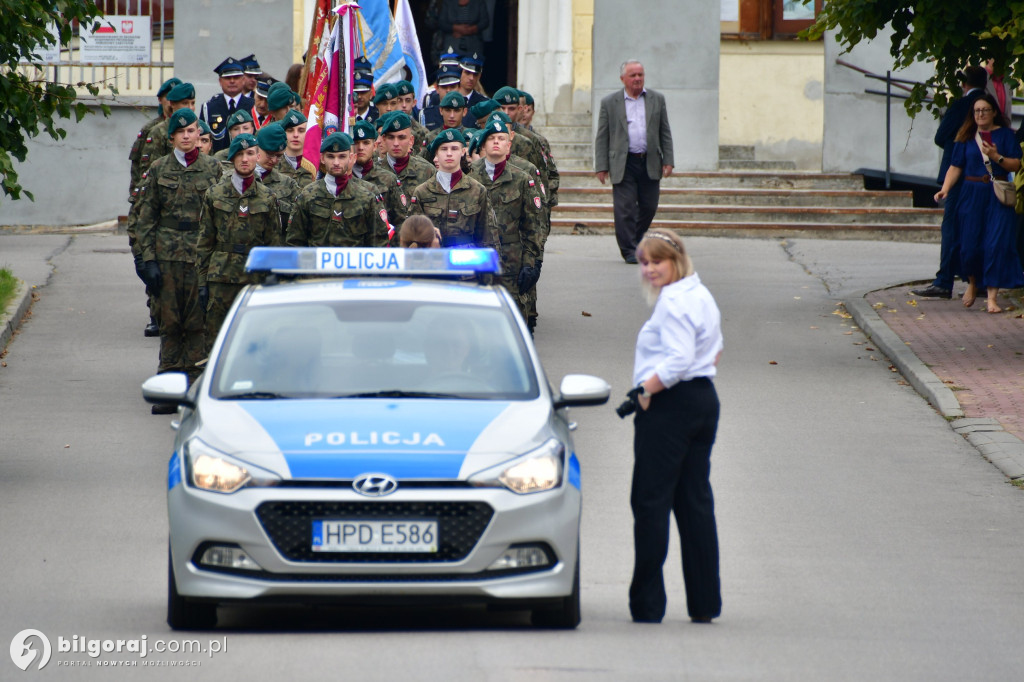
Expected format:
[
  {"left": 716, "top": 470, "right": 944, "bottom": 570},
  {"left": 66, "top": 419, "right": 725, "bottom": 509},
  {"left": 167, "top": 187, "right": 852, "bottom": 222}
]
[{"left": 951, "top": 127, "right": 1024, "bottom": 288}]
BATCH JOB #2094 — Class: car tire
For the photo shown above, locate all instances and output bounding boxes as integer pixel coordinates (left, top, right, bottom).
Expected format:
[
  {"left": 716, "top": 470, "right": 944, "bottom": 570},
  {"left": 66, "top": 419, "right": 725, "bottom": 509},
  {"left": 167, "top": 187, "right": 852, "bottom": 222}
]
[
  {"left": 167, "top": 546, "right": 217, "bottom": 630},
  {"left": 531, "top": 545, "right": 581, "bottom": 629}
]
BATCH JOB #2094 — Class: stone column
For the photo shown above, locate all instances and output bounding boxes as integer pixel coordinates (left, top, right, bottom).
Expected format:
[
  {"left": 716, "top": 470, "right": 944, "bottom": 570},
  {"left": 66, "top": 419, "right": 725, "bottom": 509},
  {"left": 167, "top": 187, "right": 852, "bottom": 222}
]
[
  {"left": 591, "top": 0, "right": 719, "bottom": 170},
  {"left": 517, "top": 0, "right": 575, "bottom": 113}
]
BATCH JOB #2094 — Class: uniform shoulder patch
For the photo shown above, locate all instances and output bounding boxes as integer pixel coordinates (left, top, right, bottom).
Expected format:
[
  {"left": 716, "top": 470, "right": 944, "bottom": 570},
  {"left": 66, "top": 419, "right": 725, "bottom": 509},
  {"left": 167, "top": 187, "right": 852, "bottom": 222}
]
[
  {"left": 534, "top": 196, "right": 542, "bottom": 209},
  {"left": 528, "top": 179, "right": 535, "bottom": 187},
  {"left": 375, "top": 194, "right": 384, "bottom": 202}
]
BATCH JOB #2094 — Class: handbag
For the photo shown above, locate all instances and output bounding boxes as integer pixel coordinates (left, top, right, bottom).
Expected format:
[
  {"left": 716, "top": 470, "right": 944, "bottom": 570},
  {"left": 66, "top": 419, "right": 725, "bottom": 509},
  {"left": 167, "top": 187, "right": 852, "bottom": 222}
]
[{"left": 975, "top": 132, "right": 1017, "bottom": 207}]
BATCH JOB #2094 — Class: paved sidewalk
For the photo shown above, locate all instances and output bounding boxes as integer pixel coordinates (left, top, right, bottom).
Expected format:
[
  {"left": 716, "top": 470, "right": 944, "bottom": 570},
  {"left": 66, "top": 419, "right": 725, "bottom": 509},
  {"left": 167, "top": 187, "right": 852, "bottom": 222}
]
[{"left": 850, "top": 283, "right": 1024, "bottom": 480}]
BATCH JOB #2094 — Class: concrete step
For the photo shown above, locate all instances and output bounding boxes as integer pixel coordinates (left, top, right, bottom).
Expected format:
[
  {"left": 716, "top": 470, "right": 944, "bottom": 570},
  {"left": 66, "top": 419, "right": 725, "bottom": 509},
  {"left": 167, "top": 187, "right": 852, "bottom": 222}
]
[
  {"left": 560, "top": 170, "right": 866, "bottom": 190},
  {"left": 532, "top": 125, "right": 592, "bottom": 143},
  {"left": 719, "top": 145, "right": 755, "bottom": 161},
  {"left": 556, "top": 158, "right": 594, "bottom": 171},
  {"left": 556, "top": 187, "right": 915, "bottom": 208},
  {"left": 551, "top": 218, "right": 941, "bottom": 238},
  {"left": 549, "top": 142, "right": 594, "bottom": 160},
  {"left": 552, "top": 202, "right": 941, "bottom": 226},
  {"left": 719, "top": 159, "right": 799, "bottom": 171},
  {"left": 533, "top": 112, "right": 591, "bottom": 127}
]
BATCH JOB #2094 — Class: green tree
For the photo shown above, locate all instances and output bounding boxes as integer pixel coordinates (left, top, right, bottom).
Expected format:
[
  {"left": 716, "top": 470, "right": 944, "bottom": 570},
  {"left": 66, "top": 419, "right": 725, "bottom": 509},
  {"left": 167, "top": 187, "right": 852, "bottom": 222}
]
[
  {"left": 1, "top": 2, "right": 116, "bottom": 201},
  {"left": 805, "top": 1, "right": 1021, "bottom": 117}
]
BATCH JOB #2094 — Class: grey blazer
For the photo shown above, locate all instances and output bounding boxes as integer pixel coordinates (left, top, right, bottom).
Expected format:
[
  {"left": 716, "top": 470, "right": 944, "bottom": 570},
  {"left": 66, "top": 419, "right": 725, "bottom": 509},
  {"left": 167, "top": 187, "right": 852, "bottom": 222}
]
[{"left": 594, "top": 88, "right": 674, "bottom": 184}]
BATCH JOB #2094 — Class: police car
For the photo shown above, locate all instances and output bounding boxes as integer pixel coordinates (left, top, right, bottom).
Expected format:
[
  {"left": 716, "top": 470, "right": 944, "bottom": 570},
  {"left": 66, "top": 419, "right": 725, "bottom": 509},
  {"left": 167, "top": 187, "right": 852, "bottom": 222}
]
[{"left": 143, "top": 247, "right": 610, "bottom": 630}]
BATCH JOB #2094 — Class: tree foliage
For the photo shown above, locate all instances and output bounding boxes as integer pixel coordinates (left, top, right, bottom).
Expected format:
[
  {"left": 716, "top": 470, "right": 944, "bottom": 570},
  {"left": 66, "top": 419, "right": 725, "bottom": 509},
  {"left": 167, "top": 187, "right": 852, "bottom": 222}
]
[
  {"left": 0, "top": 1, "right": 116, "bottom": 202},
  {"left": 804, "top": 0, "right": 1024, "bottom": 118}
]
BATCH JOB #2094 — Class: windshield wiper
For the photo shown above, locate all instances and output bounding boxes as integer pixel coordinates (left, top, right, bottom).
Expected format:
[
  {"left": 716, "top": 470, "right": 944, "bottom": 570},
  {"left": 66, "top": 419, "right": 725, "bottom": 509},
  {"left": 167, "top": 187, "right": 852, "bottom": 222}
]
[
  {"left": 223, "top": 391, "right": 290, "bottom": 400},
  {"left": 341, "top": 390, "right": 455, "bottom": 399}
]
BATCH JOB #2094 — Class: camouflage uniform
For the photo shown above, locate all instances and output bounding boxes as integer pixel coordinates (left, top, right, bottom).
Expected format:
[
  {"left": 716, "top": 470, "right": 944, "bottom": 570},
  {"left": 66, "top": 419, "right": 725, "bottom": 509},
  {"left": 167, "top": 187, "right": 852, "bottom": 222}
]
[
  {"left": 286, "top": 177, "right": 391, "bottom": 247},
  {"left": 411, "top": 119, "right": 430, "bottom": 158},
  {"left": 212, "top": 147, "right": 232, "bottom": 172},
  {"left": 506, "top": 152, "right": 551, "bottom": 329},
  {"left": 278, "top": 157, "right": 316, "bottom": 188},
  {"left": 129, "top": 114, "right": 165, "bottom": 197},
  {"left": 196, "top": 175, "right": 282, "bottom": 351},
  {"left": 135, "top": 152, "right": 223, "bottom": 378},
  {"left": 409, "top": 173, "right": 497, "bottom": 249},
  {"left": 515, "top": 123, "right": 559, "bottom": 206},
  {"left": 137, "top": 119, "right": 173, "bottom": 180},
  {"left": 355, "top": 161, "right": 409, "bottom": 242},
  {"left": 258, "top": 166, "right": 300, "bottom": 237},
  {"left": 386, "top": 153, "right": 436, "bottom": 192},
  {"left": 469, "top": 158, "right": 544, "bottom": 319}
]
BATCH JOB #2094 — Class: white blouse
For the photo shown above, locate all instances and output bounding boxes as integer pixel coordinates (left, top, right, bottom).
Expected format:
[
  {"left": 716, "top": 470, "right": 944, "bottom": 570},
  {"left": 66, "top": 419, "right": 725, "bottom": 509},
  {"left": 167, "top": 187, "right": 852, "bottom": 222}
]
[{"left": 633, "top": 273, "right": 723, "bottom": 387}]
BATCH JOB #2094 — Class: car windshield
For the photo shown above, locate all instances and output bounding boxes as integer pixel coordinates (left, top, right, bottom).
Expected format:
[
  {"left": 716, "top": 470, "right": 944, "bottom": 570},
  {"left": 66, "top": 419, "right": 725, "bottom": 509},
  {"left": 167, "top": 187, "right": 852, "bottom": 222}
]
[{"left": 210, "top": 299, "right": 539, "bottom": 400}]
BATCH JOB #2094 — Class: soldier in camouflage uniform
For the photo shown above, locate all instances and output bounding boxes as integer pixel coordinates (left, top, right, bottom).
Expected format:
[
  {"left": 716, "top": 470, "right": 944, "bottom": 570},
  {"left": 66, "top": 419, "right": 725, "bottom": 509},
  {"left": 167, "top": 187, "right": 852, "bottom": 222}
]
[
  {"left": 380, "top": 113, "right": 436, "bottom": 190},
  {"left": 494, "top": 87, "right": 560, "bottom": 207},
  {"left": 410, "top": 129, "right": 497, "bottom": 249},
  {"left": 286, "top": 132, "right": 391, "bottom": 247},
  {"left": 135, "top": 109, "right": 223, "bottom": 411},
  {"left": 373, "top": 83, "right": 401, "bottom": 118},
  {"left": 136, "top": 82, "right": 197, "bottom": 181},
  {"left": 196, "top": 133, "right": 282, "bottom": 353},
  {"left": 422, "top": 92, "right": 471, "bottom": 158},
  {"left": 197, "top": 120, "right": 214, "bottom": 155},
  {"left": 352, "top": 120, "right": 408, "bottom": 242},
  {"left": 278, "top": 109, "right": 315, "bottom": 188},
  {"left": 468, "top": 119, "right": 544, "bottom": 322},
  {"left": 394, "top": 80, "right": 429, "bottom": 156},
  {"left": 252, "top": 123, "right": 299, "bottom": 236},
  {"left": 212, "top": 109, "right": 255, "bottom": 169}
]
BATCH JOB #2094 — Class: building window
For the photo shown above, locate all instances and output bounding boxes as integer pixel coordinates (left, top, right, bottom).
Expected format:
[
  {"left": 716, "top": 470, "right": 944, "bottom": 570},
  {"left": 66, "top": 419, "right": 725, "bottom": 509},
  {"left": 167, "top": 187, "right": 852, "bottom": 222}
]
[{"left": 721, "top": 0, "right": 822, "bottom": 39}]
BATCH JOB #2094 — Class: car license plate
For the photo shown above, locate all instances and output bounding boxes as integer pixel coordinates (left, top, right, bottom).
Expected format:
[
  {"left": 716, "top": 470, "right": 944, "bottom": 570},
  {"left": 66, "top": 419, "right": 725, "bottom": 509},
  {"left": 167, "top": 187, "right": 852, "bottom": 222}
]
[{"left": 311, "top": 519, "right": 438, "bottom": 553}]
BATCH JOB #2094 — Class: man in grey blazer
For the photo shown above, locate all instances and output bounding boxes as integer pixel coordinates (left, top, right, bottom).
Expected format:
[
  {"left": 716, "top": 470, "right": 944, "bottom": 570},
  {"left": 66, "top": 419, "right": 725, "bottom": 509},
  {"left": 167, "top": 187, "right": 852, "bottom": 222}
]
[{"left": 595, "top": 60, "right": 674, "bottom": 263}]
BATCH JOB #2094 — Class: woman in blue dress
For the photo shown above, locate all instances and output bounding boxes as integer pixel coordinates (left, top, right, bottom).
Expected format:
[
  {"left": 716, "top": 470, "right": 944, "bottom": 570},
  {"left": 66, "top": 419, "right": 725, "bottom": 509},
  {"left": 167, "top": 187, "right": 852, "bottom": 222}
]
[{"left": 935, "top": 93, "right": 1024, "bottom": 313}]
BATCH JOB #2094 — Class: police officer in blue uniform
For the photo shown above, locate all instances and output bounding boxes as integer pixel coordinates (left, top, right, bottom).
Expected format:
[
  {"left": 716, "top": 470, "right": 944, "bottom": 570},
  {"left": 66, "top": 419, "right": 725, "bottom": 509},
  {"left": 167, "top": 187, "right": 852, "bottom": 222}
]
[
  {"left": 199, "top": 57, "right": 255, "bottom": 153},
  {"left": 420, "top": 65, "right": 463, "bottom": 131}
]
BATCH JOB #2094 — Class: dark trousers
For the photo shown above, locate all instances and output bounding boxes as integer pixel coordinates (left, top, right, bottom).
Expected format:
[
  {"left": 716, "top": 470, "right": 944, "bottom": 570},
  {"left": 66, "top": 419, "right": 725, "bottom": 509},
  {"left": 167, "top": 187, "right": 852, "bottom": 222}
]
[
  {"left": 932, "top": 182, "right": 962, "bottom": 291},
  {"left": 630, "top": 378, "right": 721, "bottom": 621},
  {"left": 613, "top": 154, "right": 661, "bottom": 260}
]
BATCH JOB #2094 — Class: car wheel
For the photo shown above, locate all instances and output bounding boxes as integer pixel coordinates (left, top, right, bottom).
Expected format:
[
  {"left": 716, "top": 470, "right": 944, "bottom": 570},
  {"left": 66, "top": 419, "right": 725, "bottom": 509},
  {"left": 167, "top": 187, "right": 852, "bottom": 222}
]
[
  {"left": 167, "top": 546, "right": 217, "bottom": 630},
  {"left": 531, "top": 545, "right": 581, "bottom": 629}
]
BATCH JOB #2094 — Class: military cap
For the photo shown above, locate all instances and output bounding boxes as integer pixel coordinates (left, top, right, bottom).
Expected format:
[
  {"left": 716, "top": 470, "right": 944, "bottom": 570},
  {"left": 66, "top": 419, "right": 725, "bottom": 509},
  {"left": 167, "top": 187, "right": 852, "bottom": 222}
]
[
  {"left": 198, "top": 120, "right": 213, "bottom": 136},
  {"left": 226, "top": 108, "right": 254, "bottom": 130},
  {"left": 281, "top": 109, "right": 307, "bottom": 130},
  {"left": 380, "top": 111, "right": 412, "bottom": 134},
  {"left": 290, "top": 91, "right": 302, "bottom": 106},
  {"left": 487, "top": 110, "right": 512, "bottom": 125},
  {"left": 440, "top": 91, "right": 468, "bottom": 109},
  {"left": 228, "top": 133, "right": 258, "bottom": 160},
  {"left": 167, "top": 82, "right": 196, "bottom": 102},
  {"left": 214, "top": 57, "right": 245, "bottom": 77},
  {"left": 256, "top": 123, "right": 287, "bottom": 152},
  {"left": 354, "top": 56, "right": 373, "bottom": 77},
  {"left": 167, "top": 108, "right": 199, "bottom": 135},
  {"left": 469, "top": 99, "right": 500, "bottom": 120},
  {"left": 459, "top": 53, "right": 484, "bottom": 73},
  {"left": 395, "top": 80, "right": 415, "bottom": 97},
  {"left": 320, "top": 131, "right": 353, "bottom": 153},
  {"left": 493, "top": 87, "right": 521, "bottom": 106},
  {"left": 267, "top": 82, "right": 294, "bottom": 110},
  {"left": 520, "top": 89, "right": 535, "bottom": 106},
  {"left": 353, "top": 75, "right": 373, "bottom": 93},
  {"left": 427, "top": 127, "right": 467, "bottom": 158},
  {"left": 373, "top": 83, "right": 399, "bottom": 105},
  {"left": 439, "top": 47, "right": 461, "bottom": 68},
  {"left": 254, "top": 79, "right": 272, "bottom": 98},
  {"left": 467, "top": 129, "right": 486, "bottom": 155},
  {"left": 240, "top": 54, "right": 262, "bottom": 76},
  {"left": 373, "top": 112, "right": 391, "bottom": 131},
  {"left": 478, "top": 118, "right": 510, "bottom": 144},
  {"left": 157, "top": 77, "right": 182, "bottom": 99},
  {"left": 436, "top": 64, "right": 461, "bottom": 87},
  {"left": 352, "top": 119, "right": 377, "bottom": 141}
]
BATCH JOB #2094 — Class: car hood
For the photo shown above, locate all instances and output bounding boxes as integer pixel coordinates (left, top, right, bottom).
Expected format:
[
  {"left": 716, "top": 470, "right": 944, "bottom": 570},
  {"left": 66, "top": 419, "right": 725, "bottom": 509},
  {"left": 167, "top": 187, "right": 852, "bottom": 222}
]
[{"left": 193, "top": 398, "right": 553, "bottom": 480}]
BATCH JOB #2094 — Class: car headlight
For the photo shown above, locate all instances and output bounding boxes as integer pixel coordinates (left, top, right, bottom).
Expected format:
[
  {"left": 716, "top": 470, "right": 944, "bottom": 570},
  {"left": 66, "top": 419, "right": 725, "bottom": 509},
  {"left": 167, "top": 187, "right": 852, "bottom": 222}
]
[
  {"left": 469, "top": 439, "right": 565, "bottom": 494},
  {"left": 184, "top": 439, "right": 280, "bottom": 494}
]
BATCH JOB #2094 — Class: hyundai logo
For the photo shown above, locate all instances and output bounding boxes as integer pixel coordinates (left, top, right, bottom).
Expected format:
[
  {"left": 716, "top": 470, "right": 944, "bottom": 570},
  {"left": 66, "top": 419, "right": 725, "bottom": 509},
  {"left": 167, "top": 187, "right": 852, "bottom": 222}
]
[{"left": 352, "top": 473, "right": 399, "bottom": 497}]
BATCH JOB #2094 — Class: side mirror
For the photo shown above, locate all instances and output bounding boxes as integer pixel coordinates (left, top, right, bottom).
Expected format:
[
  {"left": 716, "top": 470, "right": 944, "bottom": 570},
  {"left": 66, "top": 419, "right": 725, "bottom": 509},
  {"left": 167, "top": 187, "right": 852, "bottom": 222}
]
[
  {"left": 553, "top": 374, "right": 611, "bottom": 409},
  {"left": 141, "top": 373, "right": 195, "bottom": 408}
]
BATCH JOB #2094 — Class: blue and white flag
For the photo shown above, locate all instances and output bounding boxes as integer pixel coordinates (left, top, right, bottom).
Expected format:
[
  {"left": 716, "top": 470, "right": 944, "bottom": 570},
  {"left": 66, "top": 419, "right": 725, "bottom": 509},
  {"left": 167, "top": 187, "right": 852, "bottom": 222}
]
[
  {"left": 356, "top": 0, "right": 404, "bottom": 85},
  {"left": 395, "top": 0, "right": 429, "bottom": 101}
]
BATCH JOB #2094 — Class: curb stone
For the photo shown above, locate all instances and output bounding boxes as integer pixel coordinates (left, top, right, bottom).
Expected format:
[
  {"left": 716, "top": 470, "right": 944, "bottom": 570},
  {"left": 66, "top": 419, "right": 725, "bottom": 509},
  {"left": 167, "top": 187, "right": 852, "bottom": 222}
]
[
  {"left": 848, "top": 292, "right": 1024, "bottom": 481},
  {"left": 0, "top": 280, "right": 32, "bottom": 353}
]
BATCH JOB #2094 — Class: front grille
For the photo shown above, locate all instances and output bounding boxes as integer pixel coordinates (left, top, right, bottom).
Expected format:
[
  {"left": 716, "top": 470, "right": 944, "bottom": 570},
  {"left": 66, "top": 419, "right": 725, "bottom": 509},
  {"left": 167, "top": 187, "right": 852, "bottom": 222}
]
[{"left": 256, "top": 501, "right": 494, "bottom": 563}]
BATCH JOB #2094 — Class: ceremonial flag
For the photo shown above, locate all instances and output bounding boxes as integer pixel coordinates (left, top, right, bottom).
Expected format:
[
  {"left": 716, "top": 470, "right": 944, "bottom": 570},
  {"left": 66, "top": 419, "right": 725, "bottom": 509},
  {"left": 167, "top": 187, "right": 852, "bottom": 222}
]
[
  {"left": 356, "top": 0, "right": 404, "bottom": 85},
  {"left": 394, "top": 0, "right": 428, "bottom": 101}
]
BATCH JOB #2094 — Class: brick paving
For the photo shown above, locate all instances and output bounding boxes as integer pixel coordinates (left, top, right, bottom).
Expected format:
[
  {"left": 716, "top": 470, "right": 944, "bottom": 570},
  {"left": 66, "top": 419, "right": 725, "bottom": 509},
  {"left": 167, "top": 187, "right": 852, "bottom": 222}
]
[{"left": 865, "top": 285, "right": 1024, "bottom": 440}]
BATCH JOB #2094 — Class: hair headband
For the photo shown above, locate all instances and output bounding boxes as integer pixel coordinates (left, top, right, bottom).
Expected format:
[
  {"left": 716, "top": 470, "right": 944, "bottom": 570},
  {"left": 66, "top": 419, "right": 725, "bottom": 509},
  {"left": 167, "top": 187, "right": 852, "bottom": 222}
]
[{"left": 642, "top": 232, "right": 683, "bottom": 254}]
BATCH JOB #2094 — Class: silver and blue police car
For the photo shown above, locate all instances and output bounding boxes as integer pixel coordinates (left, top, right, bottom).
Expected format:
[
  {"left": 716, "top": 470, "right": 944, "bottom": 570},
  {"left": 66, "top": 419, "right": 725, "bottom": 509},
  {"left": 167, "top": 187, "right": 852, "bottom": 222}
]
[{"left": 143, "top": 247, "right": 610, "bottom": 629}]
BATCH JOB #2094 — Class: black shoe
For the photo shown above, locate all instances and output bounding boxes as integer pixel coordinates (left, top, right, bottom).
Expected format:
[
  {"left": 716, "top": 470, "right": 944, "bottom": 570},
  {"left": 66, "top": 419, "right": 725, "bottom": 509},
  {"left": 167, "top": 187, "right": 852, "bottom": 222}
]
[
  {"left": 690, "top": 616, "right": 714, "bottom": 624},
  {"left": 632, "top": 616, "right": 662, "bottom": 624},
  {"left": 624, "top": 255, "right": 638, "bottom": 264},
  {"left": 144, "top": 320, "right": 159, "bottom": 337},
  {"left": 151, "top": 403, "right": 177, "bottom": 415},
  {"left": 910, "top": 285, "right": 952, "bottom": 299}
]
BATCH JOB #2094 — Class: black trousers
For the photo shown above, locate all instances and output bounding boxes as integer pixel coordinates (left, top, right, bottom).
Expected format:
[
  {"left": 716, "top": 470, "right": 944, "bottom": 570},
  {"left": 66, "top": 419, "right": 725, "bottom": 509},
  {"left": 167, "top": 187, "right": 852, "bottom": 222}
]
[
  {"left": 613, "top": 153, "right": 661, "bottom": 260},
  {"left": 630, "top": 377, "right": 721, "bottom": 621}
]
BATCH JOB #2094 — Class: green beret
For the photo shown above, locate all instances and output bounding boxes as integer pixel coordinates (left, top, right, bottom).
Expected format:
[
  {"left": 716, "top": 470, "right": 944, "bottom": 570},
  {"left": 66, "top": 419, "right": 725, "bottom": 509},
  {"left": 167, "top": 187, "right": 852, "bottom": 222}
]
[
  {"left": 320, "top": 131, "right": 353, "bottom": 153},
  {"left": 469, "top": 99, "right": 500, "bottom": 120},
  {"left": 228, "top": 133, "right": 258, "bottom": 160},
  {"left": 395, "top": 80, "right": 414, "bottom": 96},
  {"left": 167, "top": 82, "right": 196, "bottom": 102},
  {"left": 478, "top": 117, "right": 510, "bottom": 144},
  {"left": 381, "top": 112, "right": 412, "bottom": 134},
  {"left": 167, "top": 108, "right": 198, "bottom": 135},
  {"left": 492, "top": 87, "right": 521, "bottom": 106},
  {"left": 427, "top": 127, "right": 466, "bottom": 159},
  {"left": 440, "top": 91, "right": 468, "bottom": 109},
  {"left": 256, "top": 123, "right": 287, "bottom": 152},
  {"left": 267, "top": 84, "right": 294, "bottom": 111},
  {"left": 373, "top": 83, "right": 398, "bottom": 105},
  {"left": 226, "top": 108, "right": 253, "bottom": 129},
  {"left": 157, "top": 77, "right": 182, "bottom": 99},
  {"left": 487, "top": 110, "right": 512, "bottom": 125},
  {"left": 198, "top": 120, "right": 213, "bottom": 136},
  {"left": 352, "top": 120, "right": 377, "bottom": 141},
  {"left": 466, "top": 129, "right": 483, "bottom": 155},
  {"left": 282, "top": 109, "right": 307, "bottom": 129},
  {"left": 520, "top": 90, "right": 534, "bottom": 106}
]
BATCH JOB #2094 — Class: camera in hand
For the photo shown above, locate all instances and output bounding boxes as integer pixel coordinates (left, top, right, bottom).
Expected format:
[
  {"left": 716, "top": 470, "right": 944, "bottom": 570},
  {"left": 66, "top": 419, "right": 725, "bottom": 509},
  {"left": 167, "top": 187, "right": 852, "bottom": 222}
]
[{"left": 616, "top": 386, "right": 644, "bottom": 418}]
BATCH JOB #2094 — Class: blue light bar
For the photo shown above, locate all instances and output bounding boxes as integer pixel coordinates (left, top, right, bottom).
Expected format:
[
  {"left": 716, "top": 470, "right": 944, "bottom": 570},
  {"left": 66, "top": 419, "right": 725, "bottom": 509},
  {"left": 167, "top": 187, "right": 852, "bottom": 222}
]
[{"left": 245, "top": 247, "right": 501, "bottom": 276}]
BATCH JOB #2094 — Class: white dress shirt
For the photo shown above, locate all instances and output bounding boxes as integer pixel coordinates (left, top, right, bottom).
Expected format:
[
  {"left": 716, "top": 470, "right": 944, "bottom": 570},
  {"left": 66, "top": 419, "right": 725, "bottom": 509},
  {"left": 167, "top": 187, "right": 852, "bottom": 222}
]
[
  {"left": 624, "top": 89, "right": 647, "bottom": 154},
  {"left": 633, "top": 273, "right": 723, "bottom": 387}
]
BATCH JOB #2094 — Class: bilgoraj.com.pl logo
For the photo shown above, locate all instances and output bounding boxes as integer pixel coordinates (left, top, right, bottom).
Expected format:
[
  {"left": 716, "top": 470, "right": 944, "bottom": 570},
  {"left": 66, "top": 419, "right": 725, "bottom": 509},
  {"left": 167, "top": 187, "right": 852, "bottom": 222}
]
[
  {"left": 9, "top": 630, "right": 51, "bottom": 671},
  {"left": 10, "top": 628, "right": 227, "bottom": 670}
]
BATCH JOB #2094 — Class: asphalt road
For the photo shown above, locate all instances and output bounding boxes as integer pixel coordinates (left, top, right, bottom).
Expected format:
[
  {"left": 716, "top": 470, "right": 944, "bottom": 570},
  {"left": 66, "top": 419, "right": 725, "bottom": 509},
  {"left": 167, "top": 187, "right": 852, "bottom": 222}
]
[{"left": 1, "top": 233, "right": 1022, "bottom": 681}]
